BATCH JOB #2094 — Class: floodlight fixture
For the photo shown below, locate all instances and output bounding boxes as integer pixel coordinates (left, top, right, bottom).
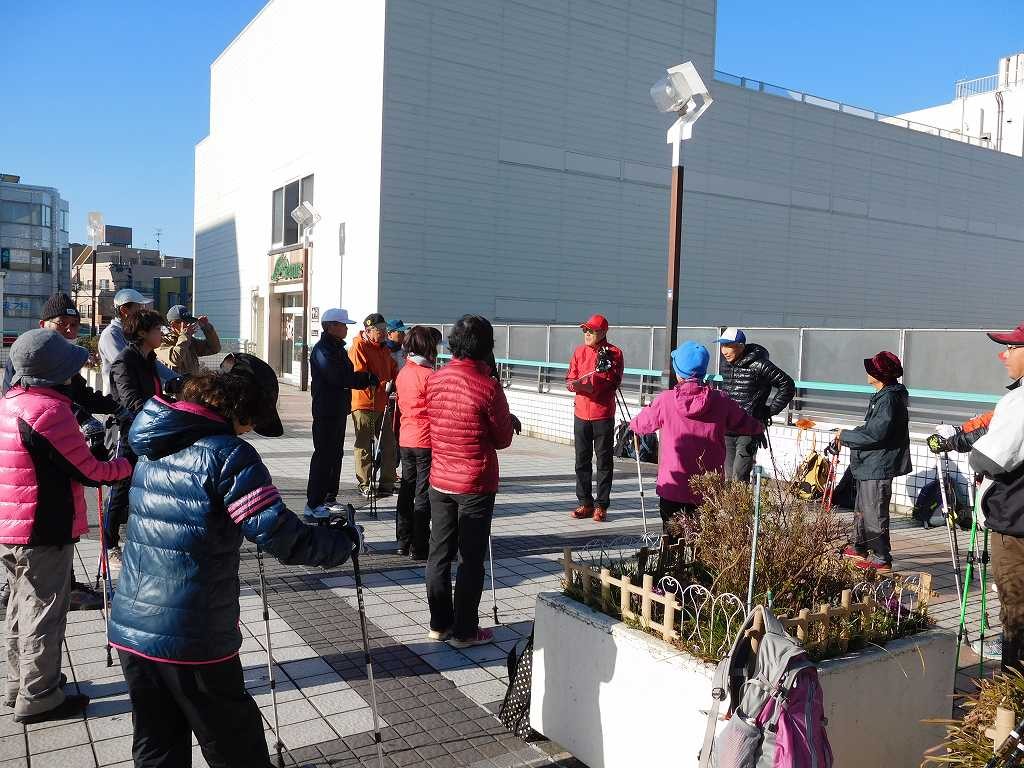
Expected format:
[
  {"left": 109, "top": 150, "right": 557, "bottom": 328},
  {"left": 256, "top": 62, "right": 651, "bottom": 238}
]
[
  {"left": 650, "top": 62, "right": 713, "bottom": 163},
  {"left": 290, "top": 201, "right": 321, "bottom": 229}
]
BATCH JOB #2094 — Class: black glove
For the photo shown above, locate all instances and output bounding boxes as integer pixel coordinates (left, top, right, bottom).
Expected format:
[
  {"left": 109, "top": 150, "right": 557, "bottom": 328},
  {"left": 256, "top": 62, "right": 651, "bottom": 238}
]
[
  {"left": 754, "top": 405, "right": 772, "bottom": 425},
  {"left": 366, "top": 373, "right": 380, "bottom": 389},
  {"left": 595, "top": 346, "right": 612, "bottom": 373},
  {"left": 927, "top": 433, "right": 954, "bottom": 454},
  {"left": 757, "top": 432, "right": 768, "bottom": 449},
  {"left": 163, "top": 376, "right": 188, "bottom": 397},
  {"left": 510, "top": 414, "right": 522, "bottom": 435},
  {"left": 328, "top": 516, "right": 364, "bottom": 554}
]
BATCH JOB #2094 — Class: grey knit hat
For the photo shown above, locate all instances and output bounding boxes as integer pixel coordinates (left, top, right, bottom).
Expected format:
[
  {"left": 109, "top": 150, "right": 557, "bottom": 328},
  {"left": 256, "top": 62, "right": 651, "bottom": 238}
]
[{"left": 10, "top": 329, "right": 89, "bottom": 388}]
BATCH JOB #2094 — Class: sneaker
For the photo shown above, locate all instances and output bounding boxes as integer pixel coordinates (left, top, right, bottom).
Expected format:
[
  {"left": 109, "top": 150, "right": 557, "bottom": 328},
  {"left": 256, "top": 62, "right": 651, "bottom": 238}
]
[
  {"left": 14, "top": 693, "right": 90, "bottom": 724},
  {"left": 427, "top": 628, "right": 451, "bottom": 641},
  {"left": 326, "top": 502, "right": 348, "bottom": 516},
  {"left": 853, "top": 556, "right": 893, "bottom": 574},
  {"left": 971, "top": 636, "right": 1003, "bottom": 661},
  {"left": 105, "top": 547, "right": 122, "bottom": 570},
  {"left": 449, "top": 627, "right": 495, "bottom": 648},
  {"left": 360, "top": 486, "right": 376, "bottom": 499},
  {"left": 571, "top": 505, "right": 594, "bottom": 520},
  {"left": 396, "top": 547, "right": 410, "bottom": 557},
  {"left": 303, "top": 505, "right": 331, "bottom": 521},
  {"left": 69, "top": 583, "right": 104, "bottom": 611},
  {"left": 841, "top": 545, "right": 868, "bottom": 560},
  {"left": 592, "top": 506, "right": 607, "bottom": 523}
]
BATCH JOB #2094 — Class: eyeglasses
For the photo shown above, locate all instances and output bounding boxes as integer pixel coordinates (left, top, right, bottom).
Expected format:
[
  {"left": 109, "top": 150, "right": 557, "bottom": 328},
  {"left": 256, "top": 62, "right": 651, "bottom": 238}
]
[
  {"left": 582, "top": 329, "right": 598, "bottom": 335},
  {"left": 1004, "top": 345, "right": 1024, "bottom": 353}
]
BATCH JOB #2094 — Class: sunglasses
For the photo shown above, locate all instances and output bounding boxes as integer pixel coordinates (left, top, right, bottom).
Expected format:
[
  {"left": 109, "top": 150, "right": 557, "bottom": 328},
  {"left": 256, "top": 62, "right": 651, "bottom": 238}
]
[
  {"left": 582, "top": 328, "right": 599, "bottom": 335},
  {"left": 1006, "top": 345, "right": 1023, "bottom": 353}
]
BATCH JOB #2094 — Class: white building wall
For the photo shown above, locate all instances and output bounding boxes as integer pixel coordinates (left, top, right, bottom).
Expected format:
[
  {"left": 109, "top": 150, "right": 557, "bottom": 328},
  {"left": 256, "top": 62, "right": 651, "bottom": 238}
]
[
  {"left": 194, "top": 0, "right": 386, "bottom": 350},
  {"left": 897, "top": 90, "right": 1024, "bottom": 158}
]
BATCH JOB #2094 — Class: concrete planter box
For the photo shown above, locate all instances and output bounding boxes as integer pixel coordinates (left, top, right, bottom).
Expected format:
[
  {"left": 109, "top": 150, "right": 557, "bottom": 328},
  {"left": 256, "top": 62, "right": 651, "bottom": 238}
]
[{"left": 530, "top": 592, "right": 954, "bottom": 768}]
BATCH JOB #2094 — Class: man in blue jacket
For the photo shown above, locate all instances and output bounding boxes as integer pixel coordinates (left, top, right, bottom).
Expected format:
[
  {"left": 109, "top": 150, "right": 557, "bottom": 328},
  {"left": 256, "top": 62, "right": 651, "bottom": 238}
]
[
  {"left": 305, "top": 308, "right": 377, "bottom": 519},
  {"left": 109, "top": 353, "right": 362, "bottom": 767}
]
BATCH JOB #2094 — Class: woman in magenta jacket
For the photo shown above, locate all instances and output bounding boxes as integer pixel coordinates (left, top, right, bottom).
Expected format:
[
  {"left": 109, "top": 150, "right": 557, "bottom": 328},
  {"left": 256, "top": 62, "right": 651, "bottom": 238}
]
[
  {"left": 425, "top": 316, "right": 515, "bottom": 648},
  {"left": 394, "top": 326, "right": 440, "bottom": 560},
  {"left": 630, "top": 342, "right": 764, "bottom": 527}
]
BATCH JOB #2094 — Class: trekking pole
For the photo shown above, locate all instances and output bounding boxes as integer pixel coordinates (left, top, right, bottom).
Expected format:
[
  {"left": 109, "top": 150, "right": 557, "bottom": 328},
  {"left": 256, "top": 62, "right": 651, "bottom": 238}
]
[
  {"left": 762, "top": 428, "right": 787, "bottom": 513},
  {"left": 936, "top": 451, "right": 964, "bottom": 605},
  {"left": 978, "top": 527, "right": 992, "bottom": 676},
  {"left": 488, "top": 533, "right": 499, "bottom": 625},
  {"left": 746, "top": 466, "right": 763, "bottom": 612},
  {"left": 95, "top": 485, "right": 114, "bottom": 667},
  {"left": 986, "top": 715, "right": 1024, "bottom": 768},
  {"left": 368, "top": 389, "right": 379, "bottom": 522},
  {"left": 631, "top": 432, "right": 651, "bottom": 539},
  {"left": 255, "top": 546, "right": 285, "bottom": 768},
  {"left": 955, "top": 489, "right": 982, "bottom": 671},
  {"left": 345, "top": 505, "right": 386, "bottom": 768},
  {"left": 820, "top": 444, "right": 840, "bottom": 513}
]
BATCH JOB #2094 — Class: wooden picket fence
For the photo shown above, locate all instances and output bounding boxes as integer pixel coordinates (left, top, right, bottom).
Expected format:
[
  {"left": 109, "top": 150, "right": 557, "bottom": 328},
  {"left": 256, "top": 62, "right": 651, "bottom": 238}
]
[{"left": 561, "top": 545, "right": 933, "bottom": 652}]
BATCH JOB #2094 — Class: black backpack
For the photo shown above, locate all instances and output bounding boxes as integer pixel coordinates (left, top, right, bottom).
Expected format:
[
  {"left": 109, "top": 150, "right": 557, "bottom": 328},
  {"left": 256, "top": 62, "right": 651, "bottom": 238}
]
[
  {"left": 498, "top": 631, "right": 538, "bottom": 742},
  {"left": 832, "top": 467, "right": 857, "bottom": 511},
  {"left": 613, "top": 421, "right": 658, "bottom": 463},
  {"left": 913, "top": 477, "right": 970, "bottom": 530}
]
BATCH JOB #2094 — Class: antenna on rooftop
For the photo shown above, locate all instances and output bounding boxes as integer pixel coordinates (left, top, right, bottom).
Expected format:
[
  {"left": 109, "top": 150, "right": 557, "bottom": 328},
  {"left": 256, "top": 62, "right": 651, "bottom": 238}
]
[{"left": 154, "top": 228, "right": 163, "bottom": 254}]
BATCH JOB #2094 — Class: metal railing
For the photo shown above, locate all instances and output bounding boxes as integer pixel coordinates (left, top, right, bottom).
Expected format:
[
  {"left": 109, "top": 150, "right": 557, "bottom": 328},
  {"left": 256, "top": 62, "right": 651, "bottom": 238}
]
[
  {"left": 714, "top": 70, "right": 993, "bottom": 150},
  {"left": 955, "top": 74, "right": 1000, "bottom": 99},
  {"left": 423, "top": 323, "right": 1006, "bottom": 430}
]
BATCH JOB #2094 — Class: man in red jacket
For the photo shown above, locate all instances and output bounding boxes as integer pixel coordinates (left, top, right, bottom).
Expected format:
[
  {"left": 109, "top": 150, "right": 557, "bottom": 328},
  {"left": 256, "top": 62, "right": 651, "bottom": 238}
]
[{"left": 566, "top": 314, "right": 624, "bottom": 522}]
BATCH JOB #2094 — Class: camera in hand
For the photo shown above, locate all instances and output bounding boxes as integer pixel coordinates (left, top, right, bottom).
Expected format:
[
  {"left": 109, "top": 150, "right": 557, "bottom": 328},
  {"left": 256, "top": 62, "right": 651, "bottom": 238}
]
[{"left": 596, "top": 346, "right": 612, "bottom": 373}]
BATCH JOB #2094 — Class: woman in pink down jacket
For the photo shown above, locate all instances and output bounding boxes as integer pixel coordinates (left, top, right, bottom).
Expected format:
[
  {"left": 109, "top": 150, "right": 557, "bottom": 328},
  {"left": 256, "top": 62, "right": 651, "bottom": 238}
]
[
  {"left": 630, "top": 341, "right": 763, "bottom": 529},
  {"left": 0, "top": 329, "right": 132, "bottom": 724}
]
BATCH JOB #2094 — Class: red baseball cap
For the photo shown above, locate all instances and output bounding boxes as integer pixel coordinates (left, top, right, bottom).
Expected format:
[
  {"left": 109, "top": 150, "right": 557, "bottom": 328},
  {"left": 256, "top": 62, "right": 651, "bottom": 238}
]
[
  {"left": 580, "top": 314, "right": 609, "bottom": 332},
  {"left": 988, "top": 323, "right": 1024, "bottom": 345}
]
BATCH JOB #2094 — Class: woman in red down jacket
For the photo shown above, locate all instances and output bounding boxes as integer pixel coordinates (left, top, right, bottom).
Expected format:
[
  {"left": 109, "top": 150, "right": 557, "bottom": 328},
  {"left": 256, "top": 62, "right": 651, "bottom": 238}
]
[
  {"left": 425, "top": 316, "right": 515, "bottom": 648},
  {"left": 394, "top": 326, "right": 440, "bottom": 561}
]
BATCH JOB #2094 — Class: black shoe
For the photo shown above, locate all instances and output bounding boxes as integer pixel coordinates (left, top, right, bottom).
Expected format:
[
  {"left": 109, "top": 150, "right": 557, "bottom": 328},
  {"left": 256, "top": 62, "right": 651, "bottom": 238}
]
[
  {"left": 410, "top": 552, "right": 427, "bottom": 562},
  {"left": 396, "top": 547, "right": 409, "bottom": 556},
  {"left": 14, "top": 693, "right": 89, "bottom": 723}
]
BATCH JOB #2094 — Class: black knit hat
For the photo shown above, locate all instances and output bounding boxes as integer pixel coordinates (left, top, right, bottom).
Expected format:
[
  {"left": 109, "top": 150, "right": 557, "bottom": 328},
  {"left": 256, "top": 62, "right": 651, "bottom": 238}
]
[{"left": 40, "top": 293, "right": 79, "bottom": 322}]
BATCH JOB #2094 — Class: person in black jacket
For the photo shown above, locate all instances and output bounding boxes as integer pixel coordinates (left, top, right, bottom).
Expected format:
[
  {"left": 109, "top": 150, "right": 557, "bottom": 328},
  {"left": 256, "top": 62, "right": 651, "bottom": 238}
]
[
  {"left": 105, "top": 309, "right": 166, "bottom": 561},
  {"left": 836, "top": 351, "right": 912, "bottom": 573},
  {"left": 717, "top": 328, "right": 795, "bottom": 481},
  {"left": 305, "top": 308, "right": 377, "bottom": 519}
]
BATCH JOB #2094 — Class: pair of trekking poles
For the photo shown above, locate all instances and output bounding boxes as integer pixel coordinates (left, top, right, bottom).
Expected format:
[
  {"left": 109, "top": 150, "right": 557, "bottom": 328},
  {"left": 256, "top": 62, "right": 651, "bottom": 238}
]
[{"left": 935, "top": 447, "right": 994, "bottom": 680}]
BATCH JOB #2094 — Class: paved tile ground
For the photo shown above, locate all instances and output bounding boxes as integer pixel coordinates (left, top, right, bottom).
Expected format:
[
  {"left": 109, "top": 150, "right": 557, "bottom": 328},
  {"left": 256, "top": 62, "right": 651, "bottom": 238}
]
[{"left": 0, "top": 386, "right": 997, "bottom": 767}]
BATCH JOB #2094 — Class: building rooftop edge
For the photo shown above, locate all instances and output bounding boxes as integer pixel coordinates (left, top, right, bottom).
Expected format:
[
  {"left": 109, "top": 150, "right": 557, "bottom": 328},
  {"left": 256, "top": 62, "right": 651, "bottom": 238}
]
[{"left": 209, "top": 0, "right": 278, "bottom": 70}]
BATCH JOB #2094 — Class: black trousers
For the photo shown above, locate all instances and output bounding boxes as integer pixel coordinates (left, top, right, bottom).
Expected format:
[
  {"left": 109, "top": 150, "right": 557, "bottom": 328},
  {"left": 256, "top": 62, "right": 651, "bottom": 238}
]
[
  {"left": 396, "top": 447, "right": 432, "bottom": 557},
  {"left": 658, "top": 496, "right": 697, "bottom": 527},
  {"left": 574, "top": 417, "right": 614, "bottom": 508},
  {"left": 853, "top": 478, "right": 892, "bottom": 562},
  {"left": 104, "top": 439, "right": 137, "bottom": 549},
  {"left": 724, "top": 434, "right": 759, "bottom": 483},
  {"left": 425, "top": 489, "right": 494, "bottom": 639},
  {"left": 119, "top": 651, "right": 272, "bottom": 768},
  {"left": 306, "top": 414, "right": 347, "bottom": 508}
]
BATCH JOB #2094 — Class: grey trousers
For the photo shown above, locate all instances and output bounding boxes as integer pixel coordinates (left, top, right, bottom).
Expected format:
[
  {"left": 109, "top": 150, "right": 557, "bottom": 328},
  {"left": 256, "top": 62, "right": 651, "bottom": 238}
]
[
  {"left": 351, "top": 409, "right": 398, "bottom": 493},
  {"left": 724, "top": 435, "right": 759, "bottom": 483},
  {"left": 0, "top": 544, "right": 73, "bottom": 717},
  {"left": 853, "top": 478, "right": 893, "bottom": 562}
]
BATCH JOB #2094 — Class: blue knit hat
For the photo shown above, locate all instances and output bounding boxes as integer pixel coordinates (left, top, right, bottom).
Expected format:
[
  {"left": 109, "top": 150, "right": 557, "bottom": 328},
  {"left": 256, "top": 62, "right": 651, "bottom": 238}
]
[{"left": 671, "top": 341, "right": 710, "bottom": 380}]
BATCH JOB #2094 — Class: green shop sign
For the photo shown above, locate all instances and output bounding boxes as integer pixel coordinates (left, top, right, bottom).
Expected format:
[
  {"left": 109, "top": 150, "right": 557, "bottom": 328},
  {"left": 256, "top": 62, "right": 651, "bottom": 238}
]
[{"left": 270, "top": 254, "right": 302, "bottom": 282}]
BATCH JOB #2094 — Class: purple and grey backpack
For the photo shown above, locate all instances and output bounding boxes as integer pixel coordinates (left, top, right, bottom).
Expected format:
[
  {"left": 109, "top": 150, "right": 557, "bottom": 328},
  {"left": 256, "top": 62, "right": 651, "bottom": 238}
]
[{"left": 699, "top": 606, "right": 833, "bottom": 768}]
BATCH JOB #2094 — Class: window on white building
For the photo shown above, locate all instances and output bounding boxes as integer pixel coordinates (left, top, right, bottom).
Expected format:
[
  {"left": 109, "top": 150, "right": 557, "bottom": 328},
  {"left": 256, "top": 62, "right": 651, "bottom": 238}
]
[
  {"left": 270, "top": 175, "right": 313, "bottom": 248},
  {"left": 100, "top": 279, "right": 109, "bottom": 290},
  {"left": 41, "top": 204, "right": 52, "bottom": 228}
]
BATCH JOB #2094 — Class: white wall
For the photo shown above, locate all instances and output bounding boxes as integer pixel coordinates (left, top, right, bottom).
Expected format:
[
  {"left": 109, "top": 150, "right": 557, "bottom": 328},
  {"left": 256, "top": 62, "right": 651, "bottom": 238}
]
[
  {"left": 896, "top": 89, "right": 1024, "bottom": 158},
  {"left": 194, "top": 0, "right": 387, "bottom": 349}
]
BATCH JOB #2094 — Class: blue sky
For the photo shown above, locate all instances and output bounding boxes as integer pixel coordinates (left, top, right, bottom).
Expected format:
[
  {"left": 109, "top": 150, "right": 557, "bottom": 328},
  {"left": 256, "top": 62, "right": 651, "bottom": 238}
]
[{"left": 2, "top": 1, "right": 1021, "bottom": 260}]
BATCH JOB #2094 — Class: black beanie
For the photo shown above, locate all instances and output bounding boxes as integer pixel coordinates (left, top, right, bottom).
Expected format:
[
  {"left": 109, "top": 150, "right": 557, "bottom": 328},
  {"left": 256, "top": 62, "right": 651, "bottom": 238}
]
[{"left": 41, "top": 293, "right": 79, "bottom": 322}]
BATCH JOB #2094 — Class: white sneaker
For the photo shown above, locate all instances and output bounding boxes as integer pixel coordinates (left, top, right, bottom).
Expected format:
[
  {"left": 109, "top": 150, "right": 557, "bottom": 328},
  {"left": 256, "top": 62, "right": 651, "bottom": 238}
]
[
  {"left": 106, "top": 547, "right": 122, "bottom": 572},
  {"left": 326, "top": 502, "right": 348, "bottom": 516},
  {"left": 971, "top": 636, "right": 1003, "bottom": 661}
]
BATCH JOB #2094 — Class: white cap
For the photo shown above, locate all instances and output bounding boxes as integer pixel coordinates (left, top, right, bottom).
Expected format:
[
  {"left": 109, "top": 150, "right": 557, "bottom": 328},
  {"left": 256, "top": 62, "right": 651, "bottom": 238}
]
[
  {"left": 321, "top": 308, "right": 354, "bottom": 325},
  {"left": 716, "top": 327, "right": 746, "bottom": 344},
  {"left": 113, "top": 288, "right": 154, "bottom": 308}
]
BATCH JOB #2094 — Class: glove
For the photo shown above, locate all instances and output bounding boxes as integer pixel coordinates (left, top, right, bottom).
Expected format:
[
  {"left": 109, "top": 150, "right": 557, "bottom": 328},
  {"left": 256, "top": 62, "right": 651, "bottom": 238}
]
[
  {"left": 163, "top": 376, "right": 188, "bottom": 396},
  {"left": 328, "top": 516, "right": 364, "bottom": 554},
  {"left": 754, "top": 405, "right": 772, "bottom": 425},
  {"left": 757, "top": 432, "right": 768, "bottom": 449},
  {"left": 366, "top": 373, "right": 380, "bottom": 389},
  {"left": 927, "top": 433, "right": 951, "bottom": 454},
  {"left": 510, "top": 414, "right": 522, "bottom": 435}
]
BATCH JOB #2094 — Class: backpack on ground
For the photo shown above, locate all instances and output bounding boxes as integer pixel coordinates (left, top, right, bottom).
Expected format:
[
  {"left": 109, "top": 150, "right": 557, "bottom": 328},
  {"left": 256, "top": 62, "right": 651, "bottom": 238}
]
[
  {"left": 613, "top": 420, "right": 659, "bottom": 463},
  {"left": 498, "top": 630, "right": 538, "bottom": 742},
  {"left": 913, "top": 476, "right": 971, "bottom": 530},
  {"left": 792, "top": 451, "right": 831, "bottom": 500},
  {"left": 831, "top": 466, "right": 856, "bottom": 511},
  {"left": 699, "top": 606, "right": 833, "bottom": 768}
]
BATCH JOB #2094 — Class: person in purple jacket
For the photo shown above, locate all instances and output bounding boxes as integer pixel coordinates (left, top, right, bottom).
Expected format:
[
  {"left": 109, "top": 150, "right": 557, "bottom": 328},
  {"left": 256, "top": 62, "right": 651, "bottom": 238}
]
[{"left": 630, "top": 342, "right": 764, "bottom": 527}]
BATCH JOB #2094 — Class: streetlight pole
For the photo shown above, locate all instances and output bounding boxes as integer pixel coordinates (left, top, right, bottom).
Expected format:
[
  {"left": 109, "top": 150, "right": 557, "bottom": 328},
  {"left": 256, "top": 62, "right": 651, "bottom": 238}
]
[
  {"left": 650, "top": 62, "right": 712, "bottom": 388},
  {"left": 0, "top": 270, "right": 7, "bottom": 359},
  {"left": 87, "top": 212, "right": 103, "bottom": 337},
  {"left": 300, "top": 229, "right": 310, "bottom": 392}
]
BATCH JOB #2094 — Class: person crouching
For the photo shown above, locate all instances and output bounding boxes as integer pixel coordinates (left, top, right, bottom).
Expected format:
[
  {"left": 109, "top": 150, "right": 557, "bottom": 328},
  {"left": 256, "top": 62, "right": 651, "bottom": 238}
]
[
  {"left": 0, "top": 329, "right": 132, "bottom": 723},
  {"left": 629, "top": 342, "right": 764, "bottom": 528},
  {"left": 108, "top": 354, "right": 362, "bottom": 767}
]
